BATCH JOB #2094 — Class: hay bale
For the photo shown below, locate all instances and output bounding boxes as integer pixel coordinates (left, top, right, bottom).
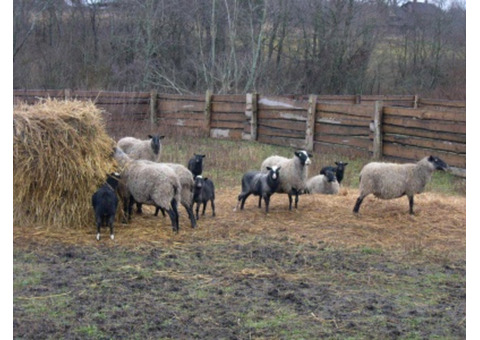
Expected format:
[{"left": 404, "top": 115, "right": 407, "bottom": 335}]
[{"left": 13, "top": 98, "right": 117, "bottom": 228}]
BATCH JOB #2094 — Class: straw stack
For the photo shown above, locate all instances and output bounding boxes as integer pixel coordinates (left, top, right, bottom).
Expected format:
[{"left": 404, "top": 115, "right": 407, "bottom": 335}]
[{"left": 13, "top": 98, "right": 117, "bottom": 228}]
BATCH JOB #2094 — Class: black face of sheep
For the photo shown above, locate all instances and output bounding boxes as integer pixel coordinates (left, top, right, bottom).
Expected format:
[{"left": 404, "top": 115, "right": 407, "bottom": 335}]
[
  {"left": 323, "top": 168, "right": 337, "bottom": 183},
  {"left": 188, "top": 154, "right": 206, "bottom": 177},
  {"left": 92, "top": 172, "right": 121, "bottom": 241},
  {"left": 295, "top": 150, "right": 313, "bottom": 166},
  {"left": 148, "top": 134, "right": 165, "bottom": 155},
  {"left": 429, "top": 156, "right": 448, "bottom": 171}
]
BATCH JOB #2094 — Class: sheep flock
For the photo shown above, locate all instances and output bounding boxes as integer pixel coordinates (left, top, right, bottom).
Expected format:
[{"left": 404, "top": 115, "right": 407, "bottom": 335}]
[{"left": 91, "top": 133, "right": 451, "bottom": 240}]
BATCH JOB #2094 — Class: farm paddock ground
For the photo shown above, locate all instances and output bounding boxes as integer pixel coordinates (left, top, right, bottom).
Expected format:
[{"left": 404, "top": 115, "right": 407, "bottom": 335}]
[{"left": 13, "top": 187, "right": 466, "bottom": 339}]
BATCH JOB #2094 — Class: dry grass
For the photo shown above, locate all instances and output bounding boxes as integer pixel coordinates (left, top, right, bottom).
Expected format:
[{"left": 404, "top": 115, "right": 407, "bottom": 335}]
[
  {"left": 13, "top": 186, "right": 466, "bottom": 258},
  {"left": 13, "top": 99, "right": 117, "bottom": 228}
]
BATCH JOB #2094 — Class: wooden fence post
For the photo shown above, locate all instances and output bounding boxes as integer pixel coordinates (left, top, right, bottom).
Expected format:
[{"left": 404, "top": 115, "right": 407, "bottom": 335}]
[
  {"left": 246, "top": 92, "right": 258, "bottom": 141},
  {"left": 204, "top": 90, "right": 212, "bottom": 137},
  {"left": 150, "top": 89, "right": 158, "bottom": 127},
  {"left": 305, "top": 94, "right": 318, "bottom": 152},
  {"left": 64, "top": 89, "right": 71, "bottom": 100},
  {"left": 413, "top": 95, "right": 419, "bottom": 109},
  {"left": 372, "top": 100, "right": 384, "bottom": 160}
]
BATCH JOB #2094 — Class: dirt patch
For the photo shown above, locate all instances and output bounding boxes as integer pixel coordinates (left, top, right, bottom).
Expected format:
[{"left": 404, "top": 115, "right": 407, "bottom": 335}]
[{"left": 13, "top": 187, "right": 465, "bottom": 339}]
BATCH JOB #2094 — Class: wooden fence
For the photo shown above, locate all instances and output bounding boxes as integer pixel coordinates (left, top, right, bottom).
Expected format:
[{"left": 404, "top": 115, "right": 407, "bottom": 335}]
[{"left": 13, "top": 89, "right": 466, "bottom": 173}]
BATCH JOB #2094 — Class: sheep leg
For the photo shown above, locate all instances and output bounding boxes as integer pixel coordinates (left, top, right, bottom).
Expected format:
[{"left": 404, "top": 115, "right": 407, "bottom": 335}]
[
  {"left": 258, "top": 196, "right": 262, "bottom": 208},
  {"left": 166, "top": 199, "right": 179, "bottom": 233},
  {"left": 136, "top": 202, "right": 143, "bottom": 214},
  {"left": 408, "top": 195, "right": 415, "bottom": 215},
  {"left": 195, "top": 202, "right": 201, "bottom": 220},
  {"left": 210, "top": 199, "right": 216, "bottom": 217},
  {"left": 240, "top": 193, "right": 251, "bottom": 210},
  {"left": 122, "top": 196, "right": 130, "bottom": 223},
  {"left": 95, "top": 217, "right": 102, "bottom": 241},
  {"left": 154, "top": 207, "right": 166, "bottom": 217},
  {"left": 202, "top": 202, "right": 207, "bottom": 216},
  {"left": 108, "top": 215, "right": 115, "bottom": 240},
  {"left": 183, "top": 202, "right": 197, "bottom": 228},
  {"left": 287, "top": 194, "right": 293, "bottom": 210},
  {"left": 353, "top": 195, "right": 365, "bottom": 213},
  {"left": 264, "top": 195, "right": 270, "bottom": 213},
  {"left": 127, "top": 196, "right": 136, "bottom": 221}
]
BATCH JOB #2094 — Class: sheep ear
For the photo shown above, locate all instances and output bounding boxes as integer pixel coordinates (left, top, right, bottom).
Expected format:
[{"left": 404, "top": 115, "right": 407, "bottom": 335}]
[
  {"left": 148, "top": 134, "right": 153, "bottom": 139},
  {"left": 277, "top": 166, "right": 281, "bottom": 171},
  {"left": 308, "top": 153, "right": 313, "bottom": 158},
  {"left": 159, "top": 135, "right": 165, "bottom": 139},
  {"left": 344, "top": 163, "right": 349, "bottom": 166},
  {"left": 266, "top": 166, "right": 272, "bottom": 171},
  {"left": 203, "top": 177, "right": 208, "bottom": 181}
]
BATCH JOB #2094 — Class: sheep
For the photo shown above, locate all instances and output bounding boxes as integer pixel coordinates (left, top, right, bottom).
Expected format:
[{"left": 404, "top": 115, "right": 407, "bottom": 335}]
[
  {"left": 155, "top": 163, "right": 197, "bottom": 229},
  {"left": 187, "top": 154, "right": 206, "bottom": 178},
  {"left": 193, "top": 176, "right": 216, "bottom": 219},
  {"left": 235, "top": 166, "right": 281, "bottom": 213},
  {"left": 320, "top": 161, "right": 349, "bottom": 185},
  {"left": 117, "top": 134, "right": 165, "bottom": 162},
  {"left": 260, "top": 150, "right": 312, "bottom": 210},
  {"left": 353, "top": 155, "right": 448, "bottom": 215},
  {"left": 306, "top": 167, "right": 340, "bottom": 195},
  {"left": 92, "top": 172, "right": 121, "bottom": 241},
  {"left": 114, "top": 147, "right": 181, "bottom": 232}
]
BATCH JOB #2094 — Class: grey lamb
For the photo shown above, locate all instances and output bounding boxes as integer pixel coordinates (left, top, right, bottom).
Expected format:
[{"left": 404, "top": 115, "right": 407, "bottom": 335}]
[
  {"left": 235, "top": 165, "right": 281, "bottom": 213},
  {"left": 260, "top": 150, "right": 312, "bottom": 210},
  {"left": 193, "top": 176, "right": 216, "bottom": 219},
  {"left": 353, "top": 155, "right": 448, "bottom": 215}
]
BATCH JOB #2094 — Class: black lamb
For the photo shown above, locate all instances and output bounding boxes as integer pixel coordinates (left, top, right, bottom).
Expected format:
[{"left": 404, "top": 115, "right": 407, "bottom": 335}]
[
  {"left": 193, "top": 175, "right": 215, "bottom": 219},
  {"left": 92, "top": 172, "right": 121, "bottom": 241},
  {"left": 320, "top": 161, "right": 348, "bottom": 184},
  {"left": 188, "top": 154, "right": 206, "bottom": 178},
  {"left": 235, "top": 166, "right": 281, "bottom": 213}
]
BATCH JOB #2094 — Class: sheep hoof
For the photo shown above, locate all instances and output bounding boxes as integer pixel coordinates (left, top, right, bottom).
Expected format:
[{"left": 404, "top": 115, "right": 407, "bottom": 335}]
[{"left": 96, "top": 233, "right": 100, "bottom": 241}]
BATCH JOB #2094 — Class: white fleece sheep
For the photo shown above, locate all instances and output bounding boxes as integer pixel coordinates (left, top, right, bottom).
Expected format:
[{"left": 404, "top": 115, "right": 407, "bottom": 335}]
[
  {"left": 114, "top": 148, "right": 182, "bottom": 232},
  {"left": 117, "top": 134, "right": 164, "bottom": 162},
  {"left": 260, "top": 150, "right": 312, "bottom": 210},
  {"left": 160, "top": 163, "right": 197, "bottom": 229},
  {"left": 353, "top": 155, "right": 448, "bottom": 215}
]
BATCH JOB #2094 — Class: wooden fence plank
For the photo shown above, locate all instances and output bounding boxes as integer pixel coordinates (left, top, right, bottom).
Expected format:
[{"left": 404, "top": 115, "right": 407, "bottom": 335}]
[
  {"left": 384, "top": 134, "right": 466, "bottom": 153},
  {"left": 316, "top": 103, "right": 373, "bottom": 117},
  {"left": 211, "top": 101, "right": 246, "bottom": 113},
  {"left": 383, "top": 125, "right": 465, "bottom": 144},
  {"left": 384, "top": 116, "right": 465, "bottom": 134},
  {"left": 258, "top": 125, "right": 305, "bottom": 139},
  {"left": 383, "top": 143, "right": 465, "bottom": 168},
  {"left": 384, "top": 106, "right": 466, "bottom": 122}
]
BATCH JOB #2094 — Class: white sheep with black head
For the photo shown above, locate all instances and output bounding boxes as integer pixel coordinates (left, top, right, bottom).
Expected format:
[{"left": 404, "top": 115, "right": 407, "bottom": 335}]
[
  {"left": 306, "top": 167, "right": 340, "bottom": 195},
  {"left": 260, "top": 150, "right": 312, "bottom": 210},
  {"left": 114, "top": 148, "right": 182, "bottom": 233},
  {"left": 117, "top": 134, "right": 165, "bottom": 162},
  {"left": 353, "top": 156, "right": 448, "bottom": 215}
]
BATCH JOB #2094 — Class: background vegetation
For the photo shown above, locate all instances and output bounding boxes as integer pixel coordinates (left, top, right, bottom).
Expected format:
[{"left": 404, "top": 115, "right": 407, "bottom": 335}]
[{"left": 13, "top": 0, "right": 465, "bottom": 98}]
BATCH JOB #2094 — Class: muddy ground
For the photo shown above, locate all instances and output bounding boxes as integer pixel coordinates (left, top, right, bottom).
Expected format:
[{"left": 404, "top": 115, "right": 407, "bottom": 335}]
[{"left": 13, "top": 188, "right": 466, "bottom": 339}]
